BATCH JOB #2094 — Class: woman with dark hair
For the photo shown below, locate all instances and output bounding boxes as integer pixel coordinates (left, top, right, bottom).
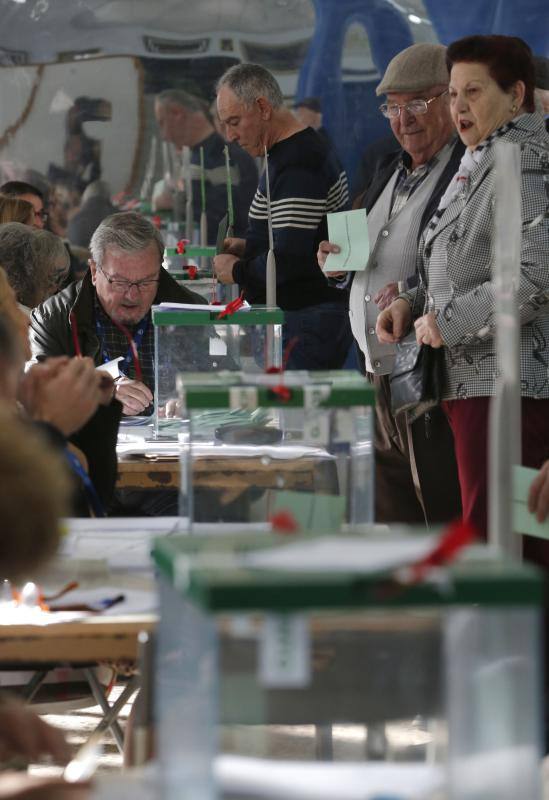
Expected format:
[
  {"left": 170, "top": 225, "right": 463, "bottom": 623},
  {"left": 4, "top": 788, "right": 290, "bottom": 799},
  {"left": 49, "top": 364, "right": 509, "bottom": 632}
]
[{"left": 377, "top": 35, "right": 549, "bottom": 541}]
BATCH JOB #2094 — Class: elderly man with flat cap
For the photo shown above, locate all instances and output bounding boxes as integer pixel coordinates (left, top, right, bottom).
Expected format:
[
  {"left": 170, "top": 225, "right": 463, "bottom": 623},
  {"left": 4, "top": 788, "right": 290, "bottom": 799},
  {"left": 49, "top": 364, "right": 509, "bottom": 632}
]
[{"left": 318, "top": 43, "right": 464, "bottom": 525}]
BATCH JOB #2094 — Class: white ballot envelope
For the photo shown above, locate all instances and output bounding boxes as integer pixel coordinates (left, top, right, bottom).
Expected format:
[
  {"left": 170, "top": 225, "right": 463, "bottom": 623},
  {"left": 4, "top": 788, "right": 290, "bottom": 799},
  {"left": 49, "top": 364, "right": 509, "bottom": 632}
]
[{"left": 96, "top": 356, "right": 124, "bottom": 379}]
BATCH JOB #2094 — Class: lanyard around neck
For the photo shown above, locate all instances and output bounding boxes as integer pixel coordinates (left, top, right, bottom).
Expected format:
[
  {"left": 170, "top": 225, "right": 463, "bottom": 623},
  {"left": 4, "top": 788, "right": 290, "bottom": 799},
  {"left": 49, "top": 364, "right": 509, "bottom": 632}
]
[
  {"left": 95, "top": 313, "right": 149, "bottom": 379},
  {"left": 64, "top": 447, "right": 105, "bottom": 518}
]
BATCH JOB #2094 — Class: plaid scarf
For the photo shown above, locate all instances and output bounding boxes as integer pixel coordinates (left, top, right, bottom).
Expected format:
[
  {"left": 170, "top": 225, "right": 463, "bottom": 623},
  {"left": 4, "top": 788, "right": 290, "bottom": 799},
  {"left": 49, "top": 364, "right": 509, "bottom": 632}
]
[{"left": 426, "top": 119, "right": 518, "bottom": 237}]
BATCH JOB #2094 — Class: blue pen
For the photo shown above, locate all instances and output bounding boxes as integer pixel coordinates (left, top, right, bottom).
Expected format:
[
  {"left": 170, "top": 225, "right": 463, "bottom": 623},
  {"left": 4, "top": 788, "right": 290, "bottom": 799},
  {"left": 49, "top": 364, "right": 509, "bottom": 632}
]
[{"left": 95, "top": 594, "right": 125, "bottom": 611}]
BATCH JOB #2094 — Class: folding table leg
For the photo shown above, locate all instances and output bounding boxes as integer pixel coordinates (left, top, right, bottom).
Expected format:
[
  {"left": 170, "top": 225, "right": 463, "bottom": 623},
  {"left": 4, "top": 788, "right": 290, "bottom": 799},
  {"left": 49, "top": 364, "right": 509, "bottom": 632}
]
[
  {"left": 22, "top": 670, "right": 49, "bottom": 702},
  {"left": 83, "top": 668, "right": 139, "bottom": 753}
]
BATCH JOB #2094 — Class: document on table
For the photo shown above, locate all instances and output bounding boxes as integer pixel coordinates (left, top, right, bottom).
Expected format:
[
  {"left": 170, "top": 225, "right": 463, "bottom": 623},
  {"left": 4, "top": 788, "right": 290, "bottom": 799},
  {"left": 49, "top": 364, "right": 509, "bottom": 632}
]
[
  {"left": 61, "top": 517, "right": 183, "bottom": 570},
  {"left": 323, "top": 208, "right": 369, "bottom": 272},
  {"left": 513, "top": 465, "right": 549, "bottom": 539}
]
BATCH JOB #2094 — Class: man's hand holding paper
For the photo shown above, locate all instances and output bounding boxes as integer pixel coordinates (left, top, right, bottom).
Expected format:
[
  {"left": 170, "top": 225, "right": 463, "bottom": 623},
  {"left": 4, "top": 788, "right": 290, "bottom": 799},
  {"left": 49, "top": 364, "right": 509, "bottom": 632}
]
[{"left": 321, "top": 208, "right": 369, "bottom": 273}]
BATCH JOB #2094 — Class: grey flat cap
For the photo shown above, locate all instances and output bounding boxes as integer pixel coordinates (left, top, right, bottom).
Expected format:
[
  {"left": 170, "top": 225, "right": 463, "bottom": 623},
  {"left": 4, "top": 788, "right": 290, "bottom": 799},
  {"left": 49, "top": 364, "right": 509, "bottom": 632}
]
[
  {"left": 376, "top": 43, "right": 449, "bottom": 96},
  {"left": 534, "top": 55, "right": 549, "bottom": 90}
]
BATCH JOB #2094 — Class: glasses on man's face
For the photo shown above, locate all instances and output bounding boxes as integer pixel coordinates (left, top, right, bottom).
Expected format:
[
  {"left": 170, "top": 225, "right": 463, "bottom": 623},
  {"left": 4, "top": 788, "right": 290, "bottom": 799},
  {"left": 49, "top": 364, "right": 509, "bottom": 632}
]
[
  {"left": 98, "top": 266, "right": 160, "bottom": 293},
  {"left": 379, "top": 89, "right": 449, "bottom": 119}
]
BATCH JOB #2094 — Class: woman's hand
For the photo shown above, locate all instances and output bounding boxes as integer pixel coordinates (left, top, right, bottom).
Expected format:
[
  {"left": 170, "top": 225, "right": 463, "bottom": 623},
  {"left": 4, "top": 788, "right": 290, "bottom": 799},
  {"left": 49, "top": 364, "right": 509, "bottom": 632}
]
[
  {"left": 376, "top": 298, "right": 412, "bottom": 343},
  {"left": 528, "top": 461, "right": 549, "bottom": 523},
  {"left": 414, "top": 312, "right": 444, "bottom": 348}
]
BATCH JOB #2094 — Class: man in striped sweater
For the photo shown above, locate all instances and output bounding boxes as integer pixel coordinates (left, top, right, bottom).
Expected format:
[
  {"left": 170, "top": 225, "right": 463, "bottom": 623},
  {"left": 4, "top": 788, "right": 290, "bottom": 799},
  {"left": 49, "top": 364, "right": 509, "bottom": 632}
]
[{"left": 214, "top": 63, "right": 352, "bottom": 369}]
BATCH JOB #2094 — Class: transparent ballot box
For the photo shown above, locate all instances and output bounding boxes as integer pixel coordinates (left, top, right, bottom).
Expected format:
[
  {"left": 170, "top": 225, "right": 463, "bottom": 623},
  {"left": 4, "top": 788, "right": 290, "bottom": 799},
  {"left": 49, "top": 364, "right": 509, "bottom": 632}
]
[
  {"left": 177, "top": 371, "right": 375, "bottom": 530},
  {"left": 153, "top": 533, "right": 543, "bottom": 800},
  {"left": 152, "top": 305, "right": 283, "bottom": 437}
]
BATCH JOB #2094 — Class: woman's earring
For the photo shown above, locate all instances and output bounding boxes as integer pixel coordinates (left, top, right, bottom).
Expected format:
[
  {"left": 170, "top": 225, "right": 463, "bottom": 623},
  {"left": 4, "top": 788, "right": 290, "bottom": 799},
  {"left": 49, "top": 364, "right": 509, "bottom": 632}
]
[{"left": 511, "top": 104, "right": 518, "bottom": 113}]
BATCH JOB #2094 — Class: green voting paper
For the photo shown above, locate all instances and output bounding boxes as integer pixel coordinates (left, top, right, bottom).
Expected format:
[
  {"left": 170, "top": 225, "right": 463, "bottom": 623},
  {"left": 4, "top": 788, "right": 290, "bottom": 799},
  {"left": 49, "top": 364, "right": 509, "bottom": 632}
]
[
  {"left": 513, "top": 465, "right": 549, "bottom": 539},
  {"left": 271, "top": 490, "right": 346, "bottom": 533},
  {"left": 323, "top": 208, "right": 369, "bottom": 272}
]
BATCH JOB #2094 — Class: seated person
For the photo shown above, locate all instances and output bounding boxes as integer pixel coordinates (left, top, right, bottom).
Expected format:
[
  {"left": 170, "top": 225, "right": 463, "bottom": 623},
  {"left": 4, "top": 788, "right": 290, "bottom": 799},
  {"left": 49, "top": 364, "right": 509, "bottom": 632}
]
[
  {"left": 0, "top": 224, "right": 70, "bottom": 315},
  {"left": 0, "top": 411, "right": 89, "bottom": 800},
  {"left": 0, "top": 196, "right": 34, "bottom": 226},
  {"left": 0, "top": 270, "right": 119, "bottom": 515},
  {"left": 0, "top": 178, "right": 81, "bottom": 286},
  {"left": 30, "top": 211, "right": 204, "bottom": 417},
  {"left": 0, "top": 180, "right": 48, "bottom": 229},
  {"left": 30, "top": 228, "right": 72, "bottom": 297}
]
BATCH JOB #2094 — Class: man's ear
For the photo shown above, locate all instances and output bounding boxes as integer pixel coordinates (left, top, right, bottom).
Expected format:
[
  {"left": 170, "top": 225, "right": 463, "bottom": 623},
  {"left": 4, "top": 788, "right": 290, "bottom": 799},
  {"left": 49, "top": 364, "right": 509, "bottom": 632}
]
[
  {"left": 256, "top": 96, "right": 272, "bottom": 120},
  {"left": 89, "top": 259, "right": 97, "bottom": 285}
]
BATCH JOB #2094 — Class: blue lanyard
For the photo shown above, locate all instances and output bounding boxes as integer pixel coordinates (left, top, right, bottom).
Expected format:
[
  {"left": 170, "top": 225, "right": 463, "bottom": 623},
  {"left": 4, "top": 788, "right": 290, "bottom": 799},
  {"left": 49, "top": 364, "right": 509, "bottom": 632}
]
[
  {"left": 95, "top": 314, "right": 149, "bottom": 378},
  {"left": 64, "top": 448, "right": 106, "bottom": 518}
]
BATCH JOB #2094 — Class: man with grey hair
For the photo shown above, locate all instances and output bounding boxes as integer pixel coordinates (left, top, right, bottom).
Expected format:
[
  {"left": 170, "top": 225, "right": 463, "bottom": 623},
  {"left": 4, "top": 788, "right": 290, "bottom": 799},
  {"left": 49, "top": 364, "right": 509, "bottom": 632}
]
[
  {"left": 214, "top": 63, "right": 352, "bottom": 369},
  {"left": 317, "top": 43, "right": 463, "bottom": 524},
  {"left": 30, "top": 211, "right": 203, "bottom": 417},
  {"left": 154, "top": 88, "right": 257, "bottom": 239}
]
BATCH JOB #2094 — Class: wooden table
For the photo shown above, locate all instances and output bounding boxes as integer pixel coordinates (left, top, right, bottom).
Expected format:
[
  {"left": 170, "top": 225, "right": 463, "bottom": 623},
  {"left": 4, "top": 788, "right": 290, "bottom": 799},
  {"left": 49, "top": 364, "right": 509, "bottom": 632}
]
[
  {"left": 117, "top": 452, "right": 338, "bottom": 497},
  {"left": 117, "top": 454, "right": 179, "bottom": 490},
  {"left": 0, "top": 614, "right": 156, "bottom": 664},
  {"left": 0, "top": 613, "right": 156, "bottom": 752}
]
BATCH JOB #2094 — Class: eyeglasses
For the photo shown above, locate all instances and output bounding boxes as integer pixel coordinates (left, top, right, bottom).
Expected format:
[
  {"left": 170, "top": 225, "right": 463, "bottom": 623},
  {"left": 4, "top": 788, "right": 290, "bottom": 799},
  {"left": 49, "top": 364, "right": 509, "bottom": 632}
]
[
  {"left": 379, "top": 90, "right": 449, "bottom": 119},
  {"left": 98, "top": 266, "right": 160, "bottom": 293},
  {"left": 35, "top": 209, "right": 48, "bottom": 222}
]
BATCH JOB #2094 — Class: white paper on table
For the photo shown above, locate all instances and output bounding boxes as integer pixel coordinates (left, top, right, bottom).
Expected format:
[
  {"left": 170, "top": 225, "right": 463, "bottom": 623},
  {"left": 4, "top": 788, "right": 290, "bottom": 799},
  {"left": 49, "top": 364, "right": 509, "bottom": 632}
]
[
  {"left": 96, "top": 356, "right": 124, "bottom": 379},
  {"left": 0, "top": 607, "right": 84, "bottom": 626},
  {"left": 215, "top": 755, "right": 445, "bottom": 799},
  {"left": 156, "top": 301, "right": 251, "bottom": 312},
  {"left": 243, "top": 535, "right": 437, "bottom": 574},
  {"left": 61, "top": 517, "right": 183, "bottom": 569},
  {"left": 116, "top": 440, "right": 181, "bottom": 457},
  {"left": 116, "top": 440, "right": 333, "bottom": 461}
]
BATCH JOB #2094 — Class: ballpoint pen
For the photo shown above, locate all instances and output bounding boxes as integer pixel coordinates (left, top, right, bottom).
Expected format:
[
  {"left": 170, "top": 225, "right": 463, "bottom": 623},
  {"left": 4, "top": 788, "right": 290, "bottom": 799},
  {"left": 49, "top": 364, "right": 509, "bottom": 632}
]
[{"left": 49, "top": 594, "right": 126, "bottom": 613}]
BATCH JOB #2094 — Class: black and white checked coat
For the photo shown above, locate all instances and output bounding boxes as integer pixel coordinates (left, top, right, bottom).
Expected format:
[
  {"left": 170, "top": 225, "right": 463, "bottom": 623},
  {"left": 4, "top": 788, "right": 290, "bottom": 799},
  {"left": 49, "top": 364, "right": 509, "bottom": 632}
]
[{"left": 414, "top": 113, "right": 549, "bottom": 401}]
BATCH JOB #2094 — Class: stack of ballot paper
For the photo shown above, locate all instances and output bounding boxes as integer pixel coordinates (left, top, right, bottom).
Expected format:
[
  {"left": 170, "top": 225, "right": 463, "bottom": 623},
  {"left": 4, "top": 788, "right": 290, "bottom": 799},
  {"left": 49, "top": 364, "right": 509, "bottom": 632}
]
[{"left": 156, "top": 300, "right": 251, "bottom": 312}]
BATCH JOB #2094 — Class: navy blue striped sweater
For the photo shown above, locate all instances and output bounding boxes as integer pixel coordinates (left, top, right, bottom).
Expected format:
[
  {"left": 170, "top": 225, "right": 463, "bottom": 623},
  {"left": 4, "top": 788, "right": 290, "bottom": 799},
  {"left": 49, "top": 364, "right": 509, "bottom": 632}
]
[{"left": 233, "top": 127, "right": 350, "bottom": 310}]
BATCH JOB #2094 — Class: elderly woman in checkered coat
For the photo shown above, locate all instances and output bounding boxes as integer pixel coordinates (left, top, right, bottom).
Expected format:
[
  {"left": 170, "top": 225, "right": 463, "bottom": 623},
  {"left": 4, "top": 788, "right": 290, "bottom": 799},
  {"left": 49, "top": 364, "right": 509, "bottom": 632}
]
[{"left": 377, "top": 34, "right": 549, "bottom": 544}]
